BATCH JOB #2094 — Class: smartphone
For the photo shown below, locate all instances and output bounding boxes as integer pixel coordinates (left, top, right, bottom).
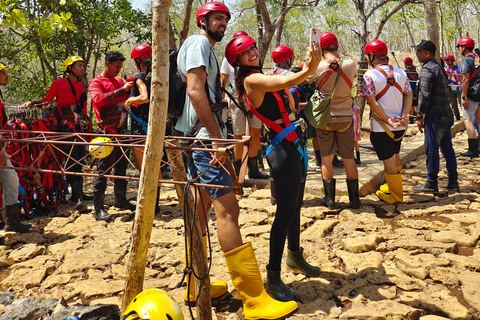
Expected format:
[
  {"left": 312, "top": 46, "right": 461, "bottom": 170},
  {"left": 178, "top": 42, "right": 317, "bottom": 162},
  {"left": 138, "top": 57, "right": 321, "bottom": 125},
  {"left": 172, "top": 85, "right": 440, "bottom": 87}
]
[
  {"left": 310, "top": 28, "right": 321, "bottom": 48},
  {"left": 475, "top": 48, "right": 480, "bottom": 57}
]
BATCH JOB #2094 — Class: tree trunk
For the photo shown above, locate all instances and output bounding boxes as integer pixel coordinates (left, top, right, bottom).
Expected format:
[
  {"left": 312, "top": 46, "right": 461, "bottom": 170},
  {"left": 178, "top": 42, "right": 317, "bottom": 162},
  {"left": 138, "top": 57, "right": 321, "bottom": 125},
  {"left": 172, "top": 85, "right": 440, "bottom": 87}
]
[
  {"left": 402, "top": 8, "right": 416, "bottom": 46},
  {"left": 438, "top": 1, "right": 445, "bottom": 58},
  {"left": 122, "top": 0, "right": 172, "bottom": 311},
  {"left": 169, "top": 17, "right": 177, "bottom": 51},
  {"left": 178, "top": 0, "right": 194, "bottom": 49},
  {"left": 424, "top": 0, "right": 441, "bottom": 62},
  {"left": 274, "top": 0, "right": 288, "bottom": 47},
  {"left": 355, "top": 0, "right": 369, "bottom": 124}
]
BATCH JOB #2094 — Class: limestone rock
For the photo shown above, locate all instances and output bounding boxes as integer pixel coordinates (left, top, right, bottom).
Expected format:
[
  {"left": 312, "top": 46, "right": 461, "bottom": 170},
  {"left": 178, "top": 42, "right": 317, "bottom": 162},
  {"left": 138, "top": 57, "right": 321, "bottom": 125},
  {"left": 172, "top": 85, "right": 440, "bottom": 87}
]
[
  {"left": 429, "top": 230, "right": 479, "bottom": 247},
  {"left": 302, "top": 219, "right": 339, "bottom": 241},
  {"left": 334, "top": 278, "right": 396, "bottom": 302},
  {"left": 419, "top": 316, "right": 451, "bottom": 320},
  {"left": 248, "top": 189, "right": 271, "bottom": 199},
  {"left": 9, "top": 244, "right": 46, "bottom": 262},
  {"left": 1, "top": 265, "right": 53, "bottom": 289},
  {"left": 339, "top": 300, "right": 424, "bottom": 319},
  {"left": 9, "top": 255, "right": 53, "bottom": 270},
  {"left": 439, "top": 253, "right": 480, "bottom": 271},
  {"left": 241, "top": 225, "right": 271, "bottom": 238},
  {"left": 5, "top": 233, "right": 47, "bottom": 246},
  {"left": 65, "top": 279, "right": 124, "bottom": 299},
  {"left": 56, "top": 248, "right": 127, "bottom": 274},
  {"left": 429, "top": 267, "right": 460, "bottom": 285},
  {"left": 47, "top": 237, "right": 85, "bottom": 257},
  {"left": 440, "top": 212, "right": 480, "bottom": 224},
  {"left": 296, "top": 298, "right": 342, "bottom": 318},
  {"left": 340, "top": 234, "right": 384, "bottom": 253},
  {"left": 394, "top": 252, "right": 450, "bottom": 280},
  {"left": 398, "top": 284, "right": 473, "bottom": 320},
  {"left": 0, "top": 297, "right": 57, "bottom": 320},
  {"left": 398, "top": 219, "right": 447, "bottom": 231},
  {"left": 42, "top": 274, "right": 75, "bottom": 289},
  {"left": 387, "top": 239, "right": 457, "bottom": 255},
  {"left": 336, "top": 250, "right": 383, "bottom": 273},
  {"left": 459, "top": 271, "right": 480, "bottom": 312}
]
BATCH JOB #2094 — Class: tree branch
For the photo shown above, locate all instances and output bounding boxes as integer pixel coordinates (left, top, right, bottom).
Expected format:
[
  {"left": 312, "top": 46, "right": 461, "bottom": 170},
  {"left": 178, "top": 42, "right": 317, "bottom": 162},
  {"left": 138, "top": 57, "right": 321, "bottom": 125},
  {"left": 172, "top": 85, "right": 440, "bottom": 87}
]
[
  {"left": 373, "top": 0, "right": 414, "bottom": 39},
  {"left": 0, "top": 35, "right": 39, "bottom": 58},
  {"left": 366, "top": 0, "right": 393, "bottom": 19}
]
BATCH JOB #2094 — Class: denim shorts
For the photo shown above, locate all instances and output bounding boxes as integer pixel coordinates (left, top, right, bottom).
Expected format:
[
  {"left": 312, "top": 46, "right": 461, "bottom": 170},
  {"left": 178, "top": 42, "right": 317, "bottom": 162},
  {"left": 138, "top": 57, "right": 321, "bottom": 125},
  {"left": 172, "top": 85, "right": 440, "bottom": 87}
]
[{"left": 188, "top": 150, "right": 233, "bottom": 199}]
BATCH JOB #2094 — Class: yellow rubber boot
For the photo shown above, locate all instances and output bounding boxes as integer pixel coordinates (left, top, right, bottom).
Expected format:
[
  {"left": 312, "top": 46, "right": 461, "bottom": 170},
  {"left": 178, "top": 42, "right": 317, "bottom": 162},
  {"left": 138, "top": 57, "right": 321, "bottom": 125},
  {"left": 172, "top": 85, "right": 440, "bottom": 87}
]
[
  {"left": 376, "top": 172, "right": 403, "bottom": 205},
  {"left": 224, "top": 242, "right": 298, "bottom": 320},
  {"left": 379, "top": 165, "right": 402, "bottom": 194},
  {"left": 184, "top": 236, "right": 228, "bottom": 303}
]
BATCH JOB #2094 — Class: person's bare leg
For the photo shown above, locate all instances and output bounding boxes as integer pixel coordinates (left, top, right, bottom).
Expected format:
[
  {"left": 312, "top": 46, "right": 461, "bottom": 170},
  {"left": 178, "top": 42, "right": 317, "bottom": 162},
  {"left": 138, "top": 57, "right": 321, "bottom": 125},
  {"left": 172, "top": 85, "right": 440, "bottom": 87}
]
[
  {"left": 234, "top": 134, "right": 244, "bottom": 161},
  {"left": 212, "top": 192, "right": 243, "bottom": 252},
  {"left": 464, "top": 119, "right": 477, "bottom": 139},
  {"left": 344, "top": 158, "right": 358, "bottom": 179},
  {"left": 249, "top": 127, "right": 261, "bottom": 157},
  {"left": 321, "top": 153, "right": 335, "bottom": 179},
  {"left": 383, "top": 156, "right": 398, "bottom": 174},
  {"left": 312, "top": 136, "right": 319, "bottom": 151},
  {"left": 192, "top": 187, "right": 212, "bottom": 236}
]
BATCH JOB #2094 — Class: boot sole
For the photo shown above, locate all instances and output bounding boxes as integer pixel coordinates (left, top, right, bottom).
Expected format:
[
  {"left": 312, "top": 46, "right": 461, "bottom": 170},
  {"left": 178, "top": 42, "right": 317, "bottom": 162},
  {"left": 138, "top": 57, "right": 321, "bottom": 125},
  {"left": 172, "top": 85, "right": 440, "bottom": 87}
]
[
  {"left": 286, "top": 265, "right": 321, "bottom": 277},
  {"left": 184, "top": 291, "right": 229, "bottom": 307}
]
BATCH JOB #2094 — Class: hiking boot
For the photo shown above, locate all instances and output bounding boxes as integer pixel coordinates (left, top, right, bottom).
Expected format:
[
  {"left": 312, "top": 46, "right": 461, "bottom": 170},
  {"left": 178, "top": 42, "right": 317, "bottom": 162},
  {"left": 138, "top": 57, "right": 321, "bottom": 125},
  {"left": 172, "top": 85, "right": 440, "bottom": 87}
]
[{"left": 413, "top": 180, "right": 439, "bottom": 193}]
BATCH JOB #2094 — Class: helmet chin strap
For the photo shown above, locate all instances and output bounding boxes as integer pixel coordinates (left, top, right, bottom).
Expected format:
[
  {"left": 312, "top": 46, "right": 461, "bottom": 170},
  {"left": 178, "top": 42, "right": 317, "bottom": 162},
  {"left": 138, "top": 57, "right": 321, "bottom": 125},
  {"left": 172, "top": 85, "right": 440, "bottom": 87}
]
[
  {"left": 69, "top": 66, "right": 81, "bottom": 81},
  {"left": 368, "top": 54, "right": 375, "bottom": 68}
]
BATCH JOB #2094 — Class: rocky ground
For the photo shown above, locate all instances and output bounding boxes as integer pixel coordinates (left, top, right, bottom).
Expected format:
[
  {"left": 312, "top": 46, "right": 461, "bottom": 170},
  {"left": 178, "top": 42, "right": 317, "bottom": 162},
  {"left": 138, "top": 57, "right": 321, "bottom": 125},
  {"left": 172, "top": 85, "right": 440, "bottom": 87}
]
[{"left": 0, "top": 129, "right": 480, "bottom": 320}]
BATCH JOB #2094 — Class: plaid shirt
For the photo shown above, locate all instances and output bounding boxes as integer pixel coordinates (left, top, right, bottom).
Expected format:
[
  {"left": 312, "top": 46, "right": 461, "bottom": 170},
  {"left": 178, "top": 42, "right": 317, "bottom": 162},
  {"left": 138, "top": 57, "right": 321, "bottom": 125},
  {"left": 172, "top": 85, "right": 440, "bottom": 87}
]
[{"left": 417, "top": 59, "right": 452, "bottom": 117}]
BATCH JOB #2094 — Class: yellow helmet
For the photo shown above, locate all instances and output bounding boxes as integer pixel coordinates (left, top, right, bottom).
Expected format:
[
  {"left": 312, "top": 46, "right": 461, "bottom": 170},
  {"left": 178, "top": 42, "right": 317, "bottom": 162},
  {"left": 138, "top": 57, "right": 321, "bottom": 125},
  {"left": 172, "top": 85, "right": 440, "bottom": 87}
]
[
  {"left": 63, "top": 56, "right": 84, "bottom": 72},
  {"left": 89, "top": 137, "right": 114, "bottom": 159},
  {"left": 0, "top": 63, "right": 12, "bottom": 84},
  {"left": 0, "top": 64, "right": 4, "bottom": 72},
  {"left": 122, "top": 288, "right": 184, "bottom": 320}
]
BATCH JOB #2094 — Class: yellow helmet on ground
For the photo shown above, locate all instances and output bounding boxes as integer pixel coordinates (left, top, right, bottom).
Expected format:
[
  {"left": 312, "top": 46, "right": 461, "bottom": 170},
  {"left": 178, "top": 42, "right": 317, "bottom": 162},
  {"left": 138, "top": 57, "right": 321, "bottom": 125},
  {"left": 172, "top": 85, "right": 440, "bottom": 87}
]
[
  {"left": 122, "top": 288, "right": 184, "bottom": 320},
  {"left": 89, "top": 137, "right": 113, "bottom": 159},
  {"left": 63, "top": 56, "right": 84, "bottom": 72}
]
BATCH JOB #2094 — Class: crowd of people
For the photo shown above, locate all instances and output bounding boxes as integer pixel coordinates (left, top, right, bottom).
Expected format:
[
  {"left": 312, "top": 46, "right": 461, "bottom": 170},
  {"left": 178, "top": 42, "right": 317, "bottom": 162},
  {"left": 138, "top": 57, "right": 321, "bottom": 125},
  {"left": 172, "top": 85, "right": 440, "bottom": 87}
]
[{"left": 1, "top": 1, "right": 480, "bottom": 318}]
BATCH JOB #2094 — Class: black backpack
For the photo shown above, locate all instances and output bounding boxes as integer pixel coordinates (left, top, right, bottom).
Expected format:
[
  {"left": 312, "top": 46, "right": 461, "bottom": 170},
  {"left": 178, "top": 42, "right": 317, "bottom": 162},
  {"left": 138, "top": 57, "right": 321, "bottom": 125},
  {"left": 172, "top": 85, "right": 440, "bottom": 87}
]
[
  {"left": 168, "top": 50, "right": 187, "bottom": 121},
  {"left": 467, "top": 66, "right": 480, "bottom": 102}
]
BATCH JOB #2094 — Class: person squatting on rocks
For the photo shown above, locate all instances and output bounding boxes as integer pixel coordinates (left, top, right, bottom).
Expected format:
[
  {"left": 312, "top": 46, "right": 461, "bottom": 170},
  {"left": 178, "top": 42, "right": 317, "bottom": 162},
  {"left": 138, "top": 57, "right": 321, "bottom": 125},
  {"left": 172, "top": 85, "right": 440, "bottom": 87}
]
[
  {"left": 125, "top": 44, "right": 161, "bottom": 214},
  {"left": 444, "top": 54, "right": 462, "bottom": 121},
  {"left": 88, "top": 51, "right": 137, "bottom": 222},
  {"left": 457, "top": 37, "right": 480, "bottom": 158},
  {"left": 307, "top": 32, "right": 360, "bottom": 210},
  {"left": 0, "top": 63, "right": 32, "bottom": 233},
  {"left": 412, "top": 40, "right": 458, "bottom": 193},
  {"left": 363, "top": 40, "right": 413, "bottom": 205},
  {"left": 220, "top": 31, "right": 268, "bottom": 180},
  {"left": 27, "top": 56, "right": 93, "bottom": 213},
  {"left": 225, "top": 34, "right": 322, "bottom": 302},
  {"left": 174, "top": 2, "right": 298, "bottom": 318}
]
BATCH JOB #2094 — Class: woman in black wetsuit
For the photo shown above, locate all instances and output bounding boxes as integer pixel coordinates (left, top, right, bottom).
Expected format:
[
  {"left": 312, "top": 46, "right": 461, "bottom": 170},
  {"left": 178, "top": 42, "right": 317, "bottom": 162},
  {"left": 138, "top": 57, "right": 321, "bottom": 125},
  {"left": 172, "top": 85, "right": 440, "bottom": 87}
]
[{"left": 225, "top": 36, "right": 322, "bottom": 302}]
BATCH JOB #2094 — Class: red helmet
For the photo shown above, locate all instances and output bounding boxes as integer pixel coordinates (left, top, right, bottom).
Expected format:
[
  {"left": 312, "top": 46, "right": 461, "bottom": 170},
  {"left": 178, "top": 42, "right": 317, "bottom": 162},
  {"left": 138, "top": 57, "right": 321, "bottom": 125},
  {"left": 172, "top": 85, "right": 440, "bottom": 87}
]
[
  {"left": 131, "top": 44, "right": 152, "bottom": 60},
  {"left": 272, "top": 46, "right": 294, "bottom": 63},
  {"left": 225, "top": 35, "right": 256, "bottom": 65},
  {"left": 364, "top": 40, "right": 388, "bottom": 56},
  {"left": 196, "top": 2, "right": 230, "bottom": 26},
  {"left": 444, "top": 54, "right": 455, "bottom": 61},
  {"left": 233, "top": 31, "right": 248, "bottom": 38},
  {"left": 320, "top": 32, "right": 338, "bottom": 49},
  {"left": 403, "top": 57, "right": 413, "bottom": 65},
  {"left": 457, "top": 37, "right": 475, "bottom": 48}
]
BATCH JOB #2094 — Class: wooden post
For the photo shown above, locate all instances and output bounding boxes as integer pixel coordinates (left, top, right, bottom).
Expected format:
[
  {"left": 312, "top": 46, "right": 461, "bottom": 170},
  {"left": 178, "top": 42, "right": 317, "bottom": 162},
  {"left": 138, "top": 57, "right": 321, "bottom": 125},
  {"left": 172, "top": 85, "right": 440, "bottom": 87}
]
[
  {"left": 122, "top": 0, "right": 172, "bottom": 311},
  {"left": 165, "top": 139, "right": 212, "bottom": 320}
]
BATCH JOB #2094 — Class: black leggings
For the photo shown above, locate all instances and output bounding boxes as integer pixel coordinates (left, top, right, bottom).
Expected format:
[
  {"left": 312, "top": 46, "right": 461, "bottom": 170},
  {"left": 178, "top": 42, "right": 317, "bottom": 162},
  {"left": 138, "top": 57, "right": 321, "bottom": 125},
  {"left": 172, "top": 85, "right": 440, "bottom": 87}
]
[
  {"left": 58, "top": 124, "right": 85, "bottom": 184},
  {"left": 266, "top": 133, "right": 305, "bottom": 271}
]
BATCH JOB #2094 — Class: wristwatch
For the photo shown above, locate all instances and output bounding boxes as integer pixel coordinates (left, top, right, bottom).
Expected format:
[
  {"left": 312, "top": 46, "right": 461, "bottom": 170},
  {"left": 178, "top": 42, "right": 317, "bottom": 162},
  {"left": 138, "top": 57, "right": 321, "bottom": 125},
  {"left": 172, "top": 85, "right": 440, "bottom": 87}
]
[{"left": 462, "top": 96, "right": 467, "bottom": 100}]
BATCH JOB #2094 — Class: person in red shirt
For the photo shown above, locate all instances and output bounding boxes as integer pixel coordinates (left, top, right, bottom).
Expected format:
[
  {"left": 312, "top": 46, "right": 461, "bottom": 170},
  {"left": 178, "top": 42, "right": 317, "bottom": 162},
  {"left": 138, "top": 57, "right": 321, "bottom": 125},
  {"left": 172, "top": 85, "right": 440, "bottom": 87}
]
[
  {"left": 88, "top": 51, "right": 135, "bottom": 221},
  {"left": 0, "top": 63, "right": 31, "bottom": 232},
  {"left": 27, "top": 56, "right": 92, "bottom": 213}
]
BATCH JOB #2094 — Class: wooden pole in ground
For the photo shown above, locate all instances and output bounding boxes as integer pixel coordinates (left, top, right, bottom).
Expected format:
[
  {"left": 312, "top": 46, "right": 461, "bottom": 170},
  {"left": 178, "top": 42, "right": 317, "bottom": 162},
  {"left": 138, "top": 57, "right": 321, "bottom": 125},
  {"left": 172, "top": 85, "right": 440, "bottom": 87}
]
[
  {"left": 122, "top": 0, "right": 172, "bottom": 310},
  {"left": 165, "top": 139, "right": 212, "bottom": 319}
]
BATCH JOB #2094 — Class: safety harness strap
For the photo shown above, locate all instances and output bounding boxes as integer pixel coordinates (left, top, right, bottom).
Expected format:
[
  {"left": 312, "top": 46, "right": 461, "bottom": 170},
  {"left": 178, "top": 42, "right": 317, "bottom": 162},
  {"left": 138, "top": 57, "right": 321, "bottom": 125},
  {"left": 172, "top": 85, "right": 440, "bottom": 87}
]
[
  {"left": 316, "top": 58, "right": 353, "bottom": 90},
  {"left": 374, "top": 65, "right": 403, "bottom": 101}
]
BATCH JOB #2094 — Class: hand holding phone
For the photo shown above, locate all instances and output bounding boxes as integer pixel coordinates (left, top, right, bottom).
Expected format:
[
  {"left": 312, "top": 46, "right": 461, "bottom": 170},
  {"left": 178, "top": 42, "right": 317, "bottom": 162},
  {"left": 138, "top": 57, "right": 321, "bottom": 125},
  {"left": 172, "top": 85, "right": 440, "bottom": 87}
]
[{"left": 310, "top": 28, "right": 321, "bottom": 49}]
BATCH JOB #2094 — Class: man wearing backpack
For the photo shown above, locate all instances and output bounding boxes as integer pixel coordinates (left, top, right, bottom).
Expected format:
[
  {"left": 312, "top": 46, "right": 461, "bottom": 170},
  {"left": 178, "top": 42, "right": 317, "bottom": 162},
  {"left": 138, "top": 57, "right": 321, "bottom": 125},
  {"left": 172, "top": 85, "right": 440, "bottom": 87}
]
[
  {"left": 363, "top": 40, "right": 412, "bottom": 204},
  {"left": 457, "top": 37, "right": 480, "bottom": 158},
  {"left": 307, "top": 32, "right": 360, "bottom": 209},
  {"left": 412, "top": 40, "right": 458, "bottom": 192},
  {"left": 174, "top": 3, "right": 298, "bottom": 318}
]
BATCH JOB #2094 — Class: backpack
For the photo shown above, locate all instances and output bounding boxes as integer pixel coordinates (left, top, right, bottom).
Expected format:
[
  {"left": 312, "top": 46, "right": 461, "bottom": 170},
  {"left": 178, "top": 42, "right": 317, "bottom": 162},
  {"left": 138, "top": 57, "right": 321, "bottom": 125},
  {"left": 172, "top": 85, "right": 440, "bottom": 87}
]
[
  {"left": 467, "top": 67, "right": 480, "bottom": 102},
  {"left": 167, "top": 50, "right": 187, "bottom": 122}
]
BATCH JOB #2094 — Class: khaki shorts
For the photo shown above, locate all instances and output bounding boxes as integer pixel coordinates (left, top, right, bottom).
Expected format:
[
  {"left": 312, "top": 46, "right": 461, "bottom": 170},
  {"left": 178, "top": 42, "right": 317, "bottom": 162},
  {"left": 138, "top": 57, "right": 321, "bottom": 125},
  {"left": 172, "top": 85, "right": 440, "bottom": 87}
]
[
  {"left": 230, "top": 100, "right": 263, "bottom": 136},
  {"left": 462, "top": 98, "right": 479, "bottom": 120},
  {"left": 316, "top": 120, "right": 355, "bottom": 159}
]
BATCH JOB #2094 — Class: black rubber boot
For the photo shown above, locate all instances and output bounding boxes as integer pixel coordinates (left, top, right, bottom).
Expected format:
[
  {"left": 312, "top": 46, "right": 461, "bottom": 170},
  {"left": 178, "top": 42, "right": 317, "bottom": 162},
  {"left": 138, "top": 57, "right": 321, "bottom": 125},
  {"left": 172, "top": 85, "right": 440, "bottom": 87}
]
[
  {"left": 70, "top": 177, "right": 93, "bottom": 202},
  {"left": 113, "top": 185, "right": 136, "bottom": 211},
  {"left": 94, "top": 192, "right": 112, "bottom": 221},
  {"left": 440, "top": 178, "right": 459, "bottom": 191},
  {"left": 322, "top": 179, "right": 336, "bottom": 209},
  {"left": 5, "top": 204, "right": 31, "bottom": 233},
  {"left": 247, "top": 157, "right": 269, "bottom": 179},
  {"left": 332, "top": 155, "right": 343, "bottom": 167},
  {"left": 70, "top": 181, "right": 89, "bottom": 213},
  {"left": 460, "top": 138, "right": 479, "bottom": 158},
  {"left": 257, "top": 149, "right": 265, "bottom": 170},
  {"left": 270, "top": 176, "right": 277, "bottom": 205},
  {"left": 413, "top": 180, "right": 439, "bottom": 193},
  {"left": 286, "top": 248, "right": 320, "bottom": 276},
  {"left": 455, "top": 112, "right": 461, "bottom": 121},
  {"left": 346, "top": 179, "right": 361, "bottom": 209},
  {"left": 355, "top": 151, "right": 361, "bottom": 165},
  {"left": 265, "top": 267, "right": 295, "bottom": 302},
  {"left": 315, "top": 150, "right": 322, "bottom": 167}
]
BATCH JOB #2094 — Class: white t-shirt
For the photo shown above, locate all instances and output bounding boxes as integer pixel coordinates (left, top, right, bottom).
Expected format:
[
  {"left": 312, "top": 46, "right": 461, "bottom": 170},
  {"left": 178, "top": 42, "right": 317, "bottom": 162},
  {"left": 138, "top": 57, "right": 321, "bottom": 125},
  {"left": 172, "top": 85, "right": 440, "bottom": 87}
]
[
  {"left": 364, "top": 65, "right": 409, "bottom": 132},
  {"left": 220, "top": 57, "right": 236, "bottom": 91}
]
